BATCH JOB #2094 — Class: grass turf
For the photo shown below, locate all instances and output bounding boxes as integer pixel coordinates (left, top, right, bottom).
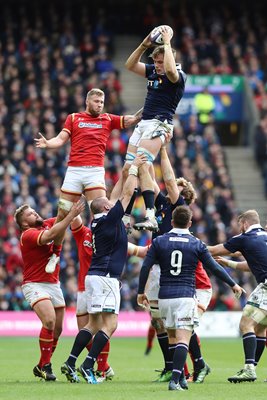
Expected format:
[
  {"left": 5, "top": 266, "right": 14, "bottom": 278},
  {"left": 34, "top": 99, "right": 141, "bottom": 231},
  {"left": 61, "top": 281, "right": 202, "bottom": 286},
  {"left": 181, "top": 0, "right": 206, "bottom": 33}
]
[{"left": 0, "top": 337, "right": 266, "bottom": 400}]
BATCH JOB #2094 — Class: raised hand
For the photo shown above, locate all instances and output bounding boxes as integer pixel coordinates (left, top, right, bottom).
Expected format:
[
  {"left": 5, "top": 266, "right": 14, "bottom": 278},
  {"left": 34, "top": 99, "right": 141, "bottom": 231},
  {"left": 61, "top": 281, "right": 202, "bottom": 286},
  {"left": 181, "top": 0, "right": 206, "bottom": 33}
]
[{"left": 34, "top": 132, "right": 48, "bottom": 148}]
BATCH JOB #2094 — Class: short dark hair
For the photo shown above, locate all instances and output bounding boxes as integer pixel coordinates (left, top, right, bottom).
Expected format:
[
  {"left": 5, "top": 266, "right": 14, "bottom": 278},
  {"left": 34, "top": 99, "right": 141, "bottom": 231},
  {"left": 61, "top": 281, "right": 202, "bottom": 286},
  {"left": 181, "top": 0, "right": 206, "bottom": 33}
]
[
  {"left": 90, "top": 197, "right": 108, "bottom": 215},
  {"left": 172, "top": 205, "right": 192, "bottom": 228},
  {"left": 14, "top": 204, "right": 30, "bottom": 229}
]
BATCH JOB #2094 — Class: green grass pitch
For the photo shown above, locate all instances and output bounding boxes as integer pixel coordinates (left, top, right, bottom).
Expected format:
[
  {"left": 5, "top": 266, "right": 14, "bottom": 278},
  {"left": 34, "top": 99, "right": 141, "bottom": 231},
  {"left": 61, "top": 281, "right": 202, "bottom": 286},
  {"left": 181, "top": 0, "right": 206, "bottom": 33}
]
[{"left": 0, "top": 337, "right": 266, "bottom": 400}]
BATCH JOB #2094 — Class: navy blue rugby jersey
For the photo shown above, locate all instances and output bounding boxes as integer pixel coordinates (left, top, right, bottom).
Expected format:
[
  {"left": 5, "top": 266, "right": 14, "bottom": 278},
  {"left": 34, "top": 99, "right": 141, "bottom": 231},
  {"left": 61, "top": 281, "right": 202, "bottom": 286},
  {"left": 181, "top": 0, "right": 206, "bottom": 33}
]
[
  {"left": 153, "top": 192, "right": 185, "bottom": 239},
  {"left": 139, "top": 228, "right": 235, "bottom": 299},
  {"left": 88, "top": 201, "right": 128, "bottom": 279},
  {"left": 142, "top": 64, "right": 187, "bottom": 123},
  {"left": 223, "top": 224, "right": 267, "bottom": 284}
]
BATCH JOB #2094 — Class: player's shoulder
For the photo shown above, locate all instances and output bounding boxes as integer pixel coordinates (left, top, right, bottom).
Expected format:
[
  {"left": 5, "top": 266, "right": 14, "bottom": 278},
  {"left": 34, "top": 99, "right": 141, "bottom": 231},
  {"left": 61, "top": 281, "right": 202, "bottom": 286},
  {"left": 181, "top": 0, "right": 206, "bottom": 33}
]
[{"left": 100, "top": 112, "right": 118, "bottom": 121}]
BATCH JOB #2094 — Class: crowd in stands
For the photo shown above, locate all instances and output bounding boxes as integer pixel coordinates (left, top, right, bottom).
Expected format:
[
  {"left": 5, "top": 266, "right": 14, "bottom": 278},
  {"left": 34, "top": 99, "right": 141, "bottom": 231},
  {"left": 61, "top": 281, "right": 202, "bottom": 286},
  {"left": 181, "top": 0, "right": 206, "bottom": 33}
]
[{"left": 1, "top": 0, "right": 264, "bottom": 312}]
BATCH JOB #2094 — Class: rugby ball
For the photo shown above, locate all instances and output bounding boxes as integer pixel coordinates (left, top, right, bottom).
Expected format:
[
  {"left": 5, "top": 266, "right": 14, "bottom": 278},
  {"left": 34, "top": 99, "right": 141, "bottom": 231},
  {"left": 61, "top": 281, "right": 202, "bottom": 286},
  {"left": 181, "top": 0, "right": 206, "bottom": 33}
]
[{"left": 150, "top": 25, "right": 173, "bottom": 45}]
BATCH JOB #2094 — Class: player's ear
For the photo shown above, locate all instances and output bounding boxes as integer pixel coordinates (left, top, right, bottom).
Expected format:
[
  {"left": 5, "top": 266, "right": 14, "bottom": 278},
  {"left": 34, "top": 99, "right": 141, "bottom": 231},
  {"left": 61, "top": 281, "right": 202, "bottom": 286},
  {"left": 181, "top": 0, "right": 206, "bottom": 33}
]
[{"left": 171, "top": 219, "right": 174, "bottom": 227}]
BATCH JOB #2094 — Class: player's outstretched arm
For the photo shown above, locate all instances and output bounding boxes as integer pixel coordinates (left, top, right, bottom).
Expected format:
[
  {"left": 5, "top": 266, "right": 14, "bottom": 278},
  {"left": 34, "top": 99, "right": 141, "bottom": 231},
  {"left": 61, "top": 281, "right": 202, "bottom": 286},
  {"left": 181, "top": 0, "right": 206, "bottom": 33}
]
[
  {"left": 161, "top": 27, "right": 179, "bottom": 83},
  {"left": 207, "top": 243, "right": 230, "bottom": 256},
  {"left": 40, "top": 201, "right": 85, "bottom": 245},
  {"left": 123, "top": 107, "right": 143, "bottom": 128},
  {"left": 34, "top": 130, "right": 69, "bottom": 149},
  {"left": 128, "top": 242, "right": 149, "bottom": 258},
  {"left": 215, "top": 256, "right": 250, "bottom": 272},
  {"left": 120, "top": 153, "right": 147, "bottom": 210},
  {"left": 125, "top": 33, "right": 153, "bottom": 76}
]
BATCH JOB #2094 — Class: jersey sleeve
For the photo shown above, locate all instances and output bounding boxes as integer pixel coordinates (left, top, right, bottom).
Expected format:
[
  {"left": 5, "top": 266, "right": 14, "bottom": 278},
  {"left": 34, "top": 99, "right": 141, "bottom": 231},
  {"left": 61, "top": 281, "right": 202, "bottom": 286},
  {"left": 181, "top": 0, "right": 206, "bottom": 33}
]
[
  {"left": 223, "top": 235, "right": 243, "bottom": 253},
  {"left": 145, "top": 64, "right": 154, "bottom": 78},
  {"left": 106, "top": 200, "right": 124, "bottom": 224},
  {"left": 62, "top": 114, "right": 73, "bottom": 136},
  {"left": 109, "top": 114, "right": 125, "bottom": 130},
  {"left": 155, "top": 192, "right": 167, "bottom": 210},
  {"left": 21, "top": 228, "right": 45, "bottom": 248},
  {"left": 179, "top": 70, "right": 187, "bottom": 85},
  {"left": 171, "top": 194, "right": 185, "bottom": 209}
]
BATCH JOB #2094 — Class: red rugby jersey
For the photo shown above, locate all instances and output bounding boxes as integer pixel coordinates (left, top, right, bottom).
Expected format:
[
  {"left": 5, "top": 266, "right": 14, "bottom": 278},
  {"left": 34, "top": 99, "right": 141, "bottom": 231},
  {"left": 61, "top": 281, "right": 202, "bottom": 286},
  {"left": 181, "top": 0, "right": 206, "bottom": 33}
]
[
  {"left": 63, "top": 112, "right": 124, "bottom": 167},
  {"left": 195, "top": 260, "right": 212, "bottom": 289},
  {"left": 71, "top": 224, "right": 93, "bottom": 291},
  {"left": 20, "top": 218, "right": 60, "bottom": 284}
]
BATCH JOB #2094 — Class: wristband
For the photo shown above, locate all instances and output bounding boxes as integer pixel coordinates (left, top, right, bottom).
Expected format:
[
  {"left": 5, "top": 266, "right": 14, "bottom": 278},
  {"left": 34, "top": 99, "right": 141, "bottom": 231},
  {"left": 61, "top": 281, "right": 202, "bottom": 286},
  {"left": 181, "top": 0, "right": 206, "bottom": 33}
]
[
  {"left": 128, "top": 165, "right": 138, "bottom": 176},
  {"left": 228, "top": 260, "right": 238, "bottom": 269}
]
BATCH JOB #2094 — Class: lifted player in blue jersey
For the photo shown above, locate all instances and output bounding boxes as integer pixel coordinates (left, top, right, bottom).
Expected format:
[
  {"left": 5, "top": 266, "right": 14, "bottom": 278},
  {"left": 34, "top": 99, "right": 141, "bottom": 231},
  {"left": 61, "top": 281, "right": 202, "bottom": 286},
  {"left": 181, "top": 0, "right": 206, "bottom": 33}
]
[
  {"left": 138, "top": 205, "right": 243, "bottom": 391},
  {"left": 61, "top": 154, "right": 147, "bottom": 384},
  {"left": 111, "top": 26, "right": 186, "bottom": 233},
  {"left": 208, "top": 209, "right": 267, "bottom": 383}
]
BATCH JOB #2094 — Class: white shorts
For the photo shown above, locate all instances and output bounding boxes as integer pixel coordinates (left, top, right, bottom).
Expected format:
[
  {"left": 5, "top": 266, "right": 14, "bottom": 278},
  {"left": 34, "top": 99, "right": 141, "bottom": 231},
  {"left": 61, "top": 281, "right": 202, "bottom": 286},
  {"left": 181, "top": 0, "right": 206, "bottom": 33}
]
[
  {"left": 196, "top": 288, "right": 212, "bottom": 314},
  {"left": 76, "top": 291, "right": 88, "bottom": 316},
  {"left": 243, "top": 281, "right": 267, "bottom": 324},
  {"left": 22, "top": 282, "right": 65, "bottom": 308},
  {"left": 159, "top": 297, "right": 199, "bottom": 330},
  {"left": 61, "top": 166, "right": 106, "bottom": 195},
  {"left": 129, "top": 119, "right": 173, "bottom": 147},
  {"left": 146, "top": 264, "right": 160, "bottom": 302},
  {"left": 85, "top": 275, "right": 120, "bottom": 315}
]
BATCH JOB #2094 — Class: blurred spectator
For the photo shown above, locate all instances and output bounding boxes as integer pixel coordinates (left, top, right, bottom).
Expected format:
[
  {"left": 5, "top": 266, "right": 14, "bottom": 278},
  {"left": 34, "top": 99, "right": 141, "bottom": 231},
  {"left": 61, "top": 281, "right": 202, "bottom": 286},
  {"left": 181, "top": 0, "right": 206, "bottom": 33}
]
[{"left": 3, "top": 0, "right": 267, "bottom": 311}]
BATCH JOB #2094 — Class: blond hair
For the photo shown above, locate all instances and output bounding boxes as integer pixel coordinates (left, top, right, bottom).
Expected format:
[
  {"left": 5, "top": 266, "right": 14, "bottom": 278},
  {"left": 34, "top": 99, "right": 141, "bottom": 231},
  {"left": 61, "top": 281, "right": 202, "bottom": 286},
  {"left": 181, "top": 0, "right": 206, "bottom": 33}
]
[
  {"left": 237, "top": 209, "right": 260, "bottom": 225},
  {"left": 86, "top": 88, "right": 105, "bottom": 99},
  {"left": 149, "top": 45, "right": 176, "bottom": 59},
  {"left": 14, "top": 204, "right": 30, "bottom": 229},
  {"left": 176, "top": 177, "right": 197, "bottom": 205}
]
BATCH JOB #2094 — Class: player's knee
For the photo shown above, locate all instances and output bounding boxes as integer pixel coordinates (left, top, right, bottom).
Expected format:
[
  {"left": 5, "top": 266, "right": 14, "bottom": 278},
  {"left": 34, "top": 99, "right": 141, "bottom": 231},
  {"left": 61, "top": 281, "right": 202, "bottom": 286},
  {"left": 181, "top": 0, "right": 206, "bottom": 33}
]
[
  {"left": 43, "top": 317, "right": 56, "bottom": 331},
  {"left": 151, "top": 317, "right": 164, "bottom": 332}
]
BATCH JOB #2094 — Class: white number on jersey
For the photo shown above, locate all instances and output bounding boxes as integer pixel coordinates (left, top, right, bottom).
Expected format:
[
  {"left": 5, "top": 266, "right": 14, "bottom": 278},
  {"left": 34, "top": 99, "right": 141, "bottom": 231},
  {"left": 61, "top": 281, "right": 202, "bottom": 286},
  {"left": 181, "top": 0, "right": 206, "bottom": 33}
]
[
  {"left": 170, "top": 250, "right": 183, "bottom": 276},
  {"left": 92, "top": 234, "right": 97, "bottom": 254}
]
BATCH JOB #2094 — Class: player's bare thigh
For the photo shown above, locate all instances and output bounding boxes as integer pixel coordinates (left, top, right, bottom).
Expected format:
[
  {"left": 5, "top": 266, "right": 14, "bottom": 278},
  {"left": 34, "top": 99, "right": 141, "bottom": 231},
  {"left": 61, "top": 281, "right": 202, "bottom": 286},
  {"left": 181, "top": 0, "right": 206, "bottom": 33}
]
[
  {"left": 33, "top": 299, "right": 57, "bottom": 330},
  {"left": 139, "top": 137, "right": 162, "bottom": 158}
]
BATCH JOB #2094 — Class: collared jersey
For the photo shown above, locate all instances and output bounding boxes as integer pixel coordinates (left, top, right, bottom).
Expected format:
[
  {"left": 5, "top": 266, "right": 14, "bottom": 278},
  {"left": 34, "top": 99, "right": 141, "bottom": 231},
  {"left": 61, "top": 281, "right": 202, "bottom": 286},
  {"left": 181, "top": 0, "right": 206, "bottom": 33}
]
[
  {"left": 88, "top": 201, "right": 127, "bottom": 279},
  {"left": 71, "top": 224, "right": 93, "bottom": 291},
  {"left": 63, "top": 112, "right": 124, "bottom": 167},
  {"left": 144, "top": 230, "right": 218, "bottom": 299},
  {"left": 224, "top": 226, "right": 267, "bottom": 284},
  {"left": 142, "top": 64, "right": 187, "bottom": 123},
  {"left": 153, "top": 192, "right": 211, "bottom": 289},
  {"left": 20, "top": 218, "right": 59, "bottom": 284}
]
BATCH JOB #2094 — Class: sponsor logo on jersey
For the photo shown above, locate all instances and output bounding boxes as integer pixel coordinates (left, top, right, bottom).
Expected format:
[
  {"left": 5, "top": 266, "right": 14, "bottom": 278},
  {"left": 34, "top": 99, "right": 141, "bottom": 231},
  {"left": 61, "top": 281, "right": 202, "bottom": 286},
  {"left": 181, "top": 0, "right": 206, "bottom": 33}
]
[
  {"left": 78, "top": 122, "right": 102, "bottom": 128},
  {"left": 83, "top": 240, "right": 92, "bottom": 248},
  {"left": 147, "top": 78, "right": 162, "bottom": 89},
  {"left": 169, "top": 237, "right": 189, "bottom": 242}
]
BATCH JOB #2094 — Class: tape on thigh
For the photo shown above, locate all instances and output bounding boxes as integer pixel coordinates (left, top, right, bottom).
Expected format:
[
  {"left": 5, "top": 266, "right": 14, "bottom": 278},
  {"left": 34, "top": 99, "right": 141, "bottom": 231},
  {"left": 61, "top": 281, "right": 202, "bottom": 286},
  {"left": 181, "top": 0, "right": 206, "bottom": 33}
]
[
  {"left": 58, "top": 198, "right": 73, "bottom": 211},
  {"left": 125, "top": 151, "right": 136, "bottom": 164},
  {"left": 137, "top": 147, "right": 155, "bottom": 164}
]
